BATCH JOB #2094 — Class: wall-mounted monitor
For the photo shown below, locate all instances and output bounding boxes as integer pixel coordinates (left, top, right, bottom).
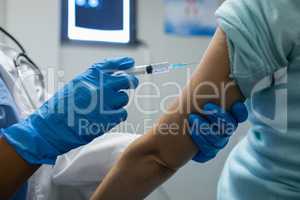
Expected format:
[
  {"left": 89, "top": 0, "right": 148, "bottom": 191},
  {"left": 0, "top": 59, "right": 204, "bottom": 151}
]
[{"left": 61, "top": 0, "right": 136, "bottom": 44}]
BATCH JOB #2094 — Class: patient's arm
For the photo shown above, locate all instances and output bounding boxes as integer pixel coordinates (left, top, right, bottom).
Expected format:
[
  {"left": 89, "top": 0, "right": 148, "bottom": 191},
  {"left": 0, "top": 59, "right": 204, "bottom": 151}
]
[{"left": 91, "top": 28, "right": 244, "bottom": 200}]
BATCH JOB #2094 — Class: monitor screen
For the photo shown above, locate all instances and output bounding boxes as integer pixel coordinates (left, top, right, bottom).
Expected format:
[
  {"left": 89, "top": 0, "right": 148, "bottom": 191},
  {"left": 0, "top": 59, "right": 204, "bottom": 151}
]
[{"left": 62, "top": 0, "right": 136, "bottom": 44}]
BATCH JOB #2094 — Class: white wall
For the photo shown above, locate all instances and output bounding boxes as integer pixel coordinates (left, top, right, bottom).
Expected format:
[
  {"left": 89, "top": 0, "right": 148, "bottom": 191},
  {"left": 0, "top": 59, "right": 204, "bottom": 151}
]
[
  {"left": 0, "top": 0, "right": 6, "bottom": 42},
  {"left": 0, "top": 0, "right": 5, "bottom": 25},
  {"left": 2, "top": 0, "right": 249, "bottom": 199},
  {"left": 5, "top": 0, "right": 60, "bottom": 68}
]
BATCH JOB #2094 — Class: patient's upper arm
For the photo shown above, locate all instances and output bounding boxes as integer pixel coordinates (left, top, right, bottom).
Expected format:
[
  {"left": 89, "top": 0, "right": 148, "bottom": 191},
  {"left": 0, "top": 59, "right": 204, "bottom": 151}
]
[{"left": 136, "top": 28, "right": 244, "bottom": 170}]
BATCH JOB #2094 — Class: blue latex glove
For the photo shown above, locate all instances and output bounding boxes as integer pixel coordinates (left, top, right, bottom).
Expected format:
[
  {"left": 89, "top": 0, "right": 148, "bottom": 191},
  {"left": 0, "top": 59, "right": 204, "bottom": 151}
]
[
  {"left": 2, "top": 57, "right": 139, "bottom": 165},
  {"left": 189, "top": 102, "right": 248, "bottom": 163}
]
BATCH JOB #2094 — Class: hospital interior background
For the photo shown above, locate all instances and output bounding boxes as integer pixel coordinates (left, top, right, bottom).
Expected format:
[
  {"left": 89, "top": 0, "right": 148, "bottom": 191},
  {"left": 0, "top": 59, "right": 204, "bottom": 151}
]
[{"left": 0, "top": 0, "right": 250, "bottom": 199}]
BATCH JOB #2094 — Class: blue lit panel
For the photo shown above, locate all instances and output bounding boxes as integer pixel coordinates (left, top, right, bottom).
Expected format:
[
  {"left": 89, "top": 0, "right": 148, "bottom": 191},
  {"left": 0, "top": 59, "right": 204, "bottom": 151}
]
[
  {"left": 75, "top": 0, "right": 123, "bottom": 30},
  {"left": 65, "top": 0, "right": 134, "bottom": 44}
]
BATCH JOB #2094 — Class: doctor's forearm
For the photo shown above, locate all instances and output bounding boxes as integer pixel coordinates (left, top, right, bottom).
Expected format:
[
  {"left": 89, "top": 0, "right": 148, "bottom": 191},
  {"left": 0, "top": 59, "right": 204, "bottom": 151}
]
[
  {"left": 91, "top": 28, "right": 244, "bottom": 200},
  {"left": 0, "top": 138, "right": 39, "bottom": 199}
]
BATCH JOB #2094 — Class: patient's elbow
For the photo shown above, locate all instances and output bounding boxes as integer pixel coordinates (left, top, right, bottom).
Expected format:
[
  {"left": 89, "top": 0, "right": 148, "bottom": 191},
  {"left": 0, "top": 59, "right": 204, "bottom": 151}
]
[
  {"left": 149, "top": 154, "right": 179, "bottom": 174},
  {"left": 117, "top": 135, "right": 191, "bottom": 177},
  {"left": 119, "top": 145, "right": 179, "bottom": 177}
]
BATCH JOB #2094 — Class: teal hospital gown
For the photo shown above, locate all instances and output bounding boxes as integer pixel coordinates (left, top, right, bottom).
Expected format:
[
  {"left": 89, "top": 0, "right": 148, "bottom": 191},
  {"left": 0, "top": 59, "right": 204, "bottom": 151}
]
[{"left": 215, "top": 0, "right": 300, "bottom": 199}]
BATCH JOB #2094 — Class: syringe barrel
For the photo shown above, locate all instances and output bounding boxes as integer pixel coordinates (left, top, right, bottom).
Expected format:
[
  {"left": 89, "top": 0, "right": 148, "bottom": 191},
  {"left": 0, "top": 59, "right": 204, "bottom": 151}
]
[
  {"left": 151, "top": 62, "right": 170, "bottom": 74},
  {"left": 126, "top": 64, "right": 149, "bottom": 75},
  {"left": 126, "top": 62, "right": 170, "bottom": 75}
]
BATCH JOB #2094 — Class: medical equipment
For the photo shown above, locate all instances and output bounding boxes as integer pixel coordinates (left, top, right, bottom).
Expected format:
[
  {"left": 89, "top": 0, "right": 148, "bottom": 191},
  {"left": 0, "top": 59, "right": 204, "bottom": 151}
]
[
  {"left": 126, "top": 62, "right": 197, "bottom": 76},
  {"left": 63, "top": 0, "right": 137, "bottom": 44},
  {"left": 0, "top": 27, "right": 45, "bottom": 115}
]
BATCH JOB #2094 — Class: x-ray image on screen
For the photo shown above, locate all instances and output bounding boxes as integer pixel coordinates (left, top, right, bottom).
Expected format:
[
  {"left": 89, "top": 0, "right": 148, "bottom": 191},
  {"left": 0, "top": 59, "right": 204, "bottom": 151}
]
[
  {"left": 75, "top": 0, "right": 123, "bottom": 30},
  {"left": 62, "top": 0, "right": 135, "bottom": 44}
]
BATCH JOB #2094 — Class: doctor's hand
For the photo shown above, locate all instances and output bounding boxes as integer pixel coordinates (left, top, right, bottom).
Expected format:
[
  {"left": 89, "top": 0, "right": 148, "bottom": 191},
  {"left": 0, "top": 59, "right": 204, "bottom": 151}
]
[
  {"left": 189, "top": 102, "right": 248, "bottom": 163},
  {"left": 2, "top": 57, "right": 139, "bottom": 165}
]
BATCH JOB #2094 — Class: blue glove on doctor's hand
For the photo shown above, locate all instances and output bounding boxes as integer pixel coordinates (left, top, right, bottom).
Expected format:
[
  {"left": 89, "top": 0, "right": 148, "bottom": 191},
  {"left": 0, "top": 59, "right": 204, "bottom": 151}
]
[
  {"left": 189, "top": 102, "right": 248, "bottom": 163},
  {"left": 2, "top": 57, "right": 139, "bottom": 165}
]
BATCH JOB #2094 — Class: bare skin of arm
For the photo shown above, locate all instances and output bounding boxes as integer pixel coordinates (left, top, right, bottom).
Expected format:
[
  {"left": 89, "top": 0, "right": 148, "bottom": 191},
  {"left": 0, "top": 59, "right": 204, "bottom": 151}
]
[
  {"left": 91, "top": 28, "right": 244, "bottom": 200},
  {"left": 0, "top": 138, "right": 39, "bottom": 199}
]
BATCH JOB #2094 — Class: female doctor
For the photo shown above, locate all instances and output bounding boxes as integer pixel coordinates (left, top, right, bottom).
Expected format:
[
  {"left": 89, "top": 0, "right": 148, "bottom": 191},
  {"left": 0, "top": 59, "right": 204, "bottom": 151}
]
[{"left": 0, "top": 54, "right": 247, "bottom": 200}]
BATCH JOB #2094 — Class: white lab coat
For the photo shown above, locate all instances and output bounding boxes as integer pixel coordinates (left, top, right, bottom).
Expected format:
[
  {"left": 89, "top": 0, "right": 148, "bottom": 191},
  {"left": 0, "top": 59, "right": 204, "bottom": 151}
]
[{"left": 27, "top": 133, "right": 140, "bottom": 200}]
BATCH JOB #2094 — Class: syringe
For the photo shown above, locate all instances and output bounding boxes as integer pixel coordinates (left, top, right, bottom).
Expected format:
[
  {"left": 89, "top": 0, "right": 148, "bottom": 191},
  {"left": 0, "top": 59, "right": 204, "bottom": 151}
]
[{"left": 125, "top": 62, "right": 197, "bottom": 76}]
